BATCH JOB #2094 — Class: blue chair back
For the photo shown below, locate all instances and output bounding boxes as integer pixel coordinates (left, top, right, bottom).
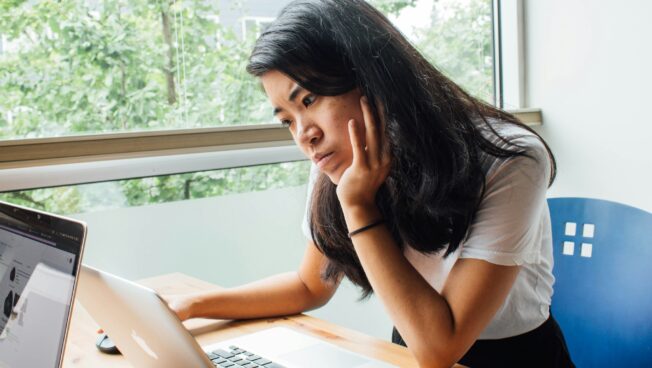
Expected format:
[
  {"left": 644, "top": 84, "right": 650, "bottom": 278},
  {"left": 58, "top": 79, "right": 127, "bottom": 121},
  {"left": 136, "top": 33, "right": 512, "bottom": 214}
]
[{"left": 548, "top": 197, "right": 652, "bottom": 367}]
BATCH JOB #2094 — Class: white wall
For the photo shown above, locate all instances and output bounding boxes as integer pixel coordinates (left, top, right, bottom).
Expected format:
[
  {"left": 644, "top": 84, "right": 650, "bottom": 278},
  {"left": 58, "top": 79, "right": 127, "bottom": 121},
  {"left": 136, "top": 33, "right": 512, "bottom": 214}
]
[
  {"left": 525, "top": 0, "right": 652, "bottom": 212},
  {"left": 73, "top": 186, "right": 307, "bottom": 283}
]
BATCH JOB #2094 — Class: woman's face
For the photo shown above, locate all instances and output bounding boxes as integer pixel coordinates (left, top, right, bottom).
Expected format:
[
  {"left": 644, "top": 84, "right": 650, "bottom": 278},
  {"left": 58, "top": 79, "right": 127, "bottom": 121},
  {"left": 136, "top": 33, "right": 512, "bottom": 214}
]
[{"left": 261, "top": 70, "right": 364, "bottom": 184}]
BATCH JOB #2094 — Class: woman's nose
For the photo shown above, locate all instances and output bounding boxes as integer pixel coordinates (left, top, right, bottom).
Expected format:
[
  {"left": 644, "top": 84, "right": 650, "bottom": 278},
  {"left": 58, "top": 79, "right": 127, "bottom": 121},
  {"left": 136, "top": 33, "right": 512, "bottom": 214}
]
[{"left": 297, "top": 121, "right": 322, "bottom": 146}]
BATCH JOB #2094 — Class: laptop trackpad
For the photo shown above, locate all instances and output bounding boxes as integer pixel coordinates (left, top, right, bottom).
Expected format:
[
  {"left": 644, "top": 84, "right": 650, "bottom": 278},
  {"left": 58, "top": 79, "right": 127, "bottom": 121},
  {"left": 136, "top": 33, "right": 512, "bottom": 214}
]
[{"left": 279, "top": 344, "right": 369, "bottom": 368}]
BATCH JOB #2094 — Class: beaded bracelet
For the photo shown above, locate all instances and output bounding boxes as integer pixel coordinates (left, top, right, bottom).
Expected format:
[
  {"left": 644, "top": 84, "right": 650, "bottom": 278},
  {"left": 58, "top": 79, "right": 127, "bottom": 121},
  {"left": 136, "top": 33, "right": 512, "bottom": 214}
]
[{"left": 347, "top": 219, "right": 385, "bottom": 238}]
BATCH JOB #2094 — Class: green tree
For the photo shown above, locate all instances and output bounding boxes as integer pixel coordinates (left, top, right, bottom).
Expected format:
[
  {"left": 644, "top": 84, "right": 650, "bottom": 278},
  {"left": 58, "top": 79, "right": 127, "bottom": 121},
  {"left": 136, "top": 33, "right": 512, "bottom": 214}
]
[
  {"left": 0, "top": 0, "right": 269, "bottom": 139},
  {"left": 370, "top": 0, "right": 417, "bottom": 16},
  {"left": 413, "top": 0, "right": 494, "bottom": 102}
]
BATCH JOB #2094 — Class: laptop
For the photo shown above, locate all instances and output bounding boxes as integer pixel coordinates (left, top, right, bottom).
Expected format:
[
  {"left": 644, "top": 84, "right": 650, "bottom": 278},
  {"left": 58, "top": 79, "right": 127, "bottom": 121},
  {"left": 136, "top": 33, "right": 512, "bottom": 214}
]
[
  {"left": 0, "top": 200, "right": 87, "bottom": 368},
  {"left": 77, "top": 265, "right": 397, "bottom": 368}
]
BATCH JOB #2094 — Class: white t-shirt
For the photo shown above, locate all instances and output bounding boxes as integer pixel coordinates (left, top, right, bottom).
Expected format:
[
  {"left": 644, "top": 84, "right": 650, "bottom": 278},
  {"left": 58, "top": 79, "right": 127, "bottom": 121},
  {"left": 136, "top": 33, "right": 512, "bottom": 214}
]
[{"left": 302, "top": 122, "right": 554, "bottom": 339}]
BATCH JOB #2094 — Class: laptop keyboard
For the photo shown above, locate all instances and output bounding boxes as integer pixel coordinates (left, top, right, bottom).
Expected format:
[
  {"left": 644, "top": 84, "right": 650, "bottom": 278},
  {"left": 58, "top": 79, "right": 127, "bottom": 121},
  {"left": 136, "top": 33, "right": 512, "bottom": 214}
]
[{"left": 207, "top": 345, "right": 285, "bottom": 368}]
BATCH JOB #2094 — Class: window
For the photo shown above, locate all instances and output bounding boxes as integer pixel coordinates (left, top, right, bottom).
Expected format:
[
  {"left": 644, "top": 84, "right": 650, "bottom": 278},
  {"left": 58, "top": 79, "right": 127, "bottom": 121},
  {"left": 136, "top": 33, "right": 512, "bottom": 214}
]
[
  {"left": 0, "top": 160, "right": 310, "bottom": 215},
  {"left": 241, "top": 17, "right": 275, "bottom": 39},
  {"left": 376, "top": 0, "right": 495, "bottom": 104},
  {"left": 0, "top": 0, "right": 292, "bottom": 140}
]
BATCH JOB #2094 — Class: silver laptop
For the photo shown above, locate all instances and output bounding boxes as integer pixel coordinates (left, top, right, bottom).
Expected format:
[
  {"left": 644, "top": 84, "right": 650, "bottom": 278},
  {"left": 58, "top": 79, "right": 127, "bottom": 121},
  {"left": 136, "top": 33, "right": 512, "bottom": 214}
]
[
  {"left": 0, "top": 200, "right": 87, "bottom": 368},
  {"left": 77, "top": 265, "right": 397, "bottom": 368}
]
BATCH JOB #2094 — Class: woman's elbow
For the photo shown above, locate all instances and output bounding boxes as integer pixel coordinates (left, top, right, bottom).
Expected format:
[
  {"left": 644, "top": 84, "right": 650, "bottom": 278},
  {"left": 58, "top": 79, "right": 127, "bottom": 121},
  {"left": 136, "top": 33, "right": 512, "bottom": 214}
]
[
  {"left": 412, "top": 344, "right": 460, "bottom": 368},
  {"left": 416, "top": 355, "right": 457, "bottom": 368}
]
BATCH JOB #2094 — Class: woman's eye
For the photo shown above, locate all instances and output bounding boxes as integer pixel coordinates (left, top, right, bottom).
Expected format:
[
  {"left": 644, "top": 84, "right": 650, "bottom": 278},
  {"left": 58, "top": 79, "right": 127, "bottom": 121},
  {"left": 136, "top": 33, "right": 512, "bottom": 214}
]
[
  {"left": 280, "top": 119, "right": 292, "bottom": 127},
  {"left": 302, "top": 94, "right": 316, "bottom": 107}
]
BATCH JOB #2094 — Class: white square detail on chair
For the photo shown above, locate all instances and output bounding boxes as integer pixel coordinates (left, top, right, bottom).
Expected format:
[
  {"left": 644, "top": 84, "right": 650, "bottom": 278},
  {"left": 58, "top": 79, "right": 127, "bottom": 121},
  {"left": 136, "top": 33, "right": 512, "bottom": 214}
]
[
  {"left": 581, "top": 243, "right": 593, "bottom": 258},
  {"left": 565, "top": 222, "right": 577, "bottom": 236},
  {"left": 563, "top": 241, "right": 575, "bottom": 256},
  {"left": 583, "top": 223, "right": 595, "bottom": 238}
]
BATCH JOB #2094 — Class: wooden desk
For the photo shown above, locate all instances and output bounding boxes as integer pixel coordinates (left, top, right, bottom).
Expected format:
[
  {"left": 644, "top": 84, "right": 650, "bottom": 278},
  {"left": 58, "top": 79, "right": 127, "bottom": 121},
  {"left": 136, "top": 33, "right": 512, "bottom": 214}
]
[{"left": 62, "top": 272, "right": 421, "bottom": 367}]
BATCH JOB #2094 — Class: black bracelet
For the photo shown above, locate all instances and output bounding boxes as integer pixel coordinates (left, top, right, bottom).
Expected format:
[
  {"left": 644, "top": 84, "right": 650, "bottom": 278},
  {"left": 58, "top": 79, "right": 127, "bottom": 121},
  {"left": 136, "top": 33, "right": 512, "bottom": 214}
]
[{"left": 347, "top": 219, "right": 385, "bottom": 238}]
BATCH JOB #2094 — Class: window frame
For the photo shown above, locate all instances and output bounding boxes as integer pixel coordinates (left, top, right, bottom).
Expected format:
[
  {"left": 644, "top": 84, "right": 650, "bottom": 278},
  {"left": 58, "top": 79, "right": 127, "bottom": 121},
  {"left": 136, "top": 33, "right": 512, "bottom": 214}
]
[
  {"left": 493, "top": 0, "right": 526, "bottom": 109},
  {"left": 0, "top": 144, "right": 304, "bottom": 192}
]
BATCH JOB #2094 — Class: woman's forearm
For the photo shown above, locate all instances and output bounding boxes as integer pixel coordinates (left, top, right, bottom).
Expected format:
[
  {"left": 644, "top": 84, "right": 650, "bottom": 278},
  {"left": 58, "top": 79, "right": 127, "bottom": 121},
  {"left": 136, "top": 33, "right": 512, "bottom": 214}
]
[
  {"left": 342, "top": 205, "right": 520, "bottom": 368},
  {"left": 186, "top": 271, "right": 328, "bottom": 320}
]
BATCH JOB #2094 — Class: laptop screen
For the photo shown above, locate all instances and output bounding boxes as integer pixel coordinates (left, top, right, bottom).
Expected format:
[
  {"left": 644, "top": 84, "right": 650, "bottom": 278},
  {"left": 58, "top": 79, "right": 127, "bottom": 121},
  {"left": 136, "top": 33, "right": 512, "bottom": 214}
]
[{"left": 0, "top": 201, "right": 85, "bottom": 368}]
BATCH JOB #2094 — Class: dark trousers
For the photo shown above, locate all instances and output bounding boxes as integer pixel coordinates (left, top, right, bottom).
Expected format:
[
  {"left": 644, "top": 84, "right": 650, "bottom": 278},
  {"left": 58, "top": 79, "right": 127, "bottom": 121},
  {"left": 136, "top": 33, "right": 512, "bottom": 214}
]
[{"left": 391, "top": 314, "right": 575, "bottom": 367}]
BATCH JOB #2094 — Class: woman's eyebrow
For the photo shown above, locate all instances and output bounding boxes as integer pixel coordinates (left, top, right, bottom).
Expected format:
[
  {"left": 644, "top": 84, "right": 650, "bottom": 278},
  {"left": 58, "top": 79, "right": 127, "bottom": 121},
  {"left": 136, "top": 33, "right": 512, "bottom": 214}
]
[
  {"left": 288, "top": 84, "right": 304, "bottom": 102},
  {"left": 272, "top": 84, "right": 305, "bottom": 116}
]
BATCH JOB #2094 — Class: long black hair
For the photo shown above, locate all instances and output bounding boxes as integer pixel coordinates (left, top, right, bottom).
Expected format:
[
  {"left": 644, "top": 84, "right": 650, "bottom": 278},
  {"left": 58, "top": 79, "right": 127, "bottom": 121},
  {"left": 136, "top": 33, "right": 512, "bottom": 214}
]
[{"left": 247, "top": 0, "right": 556, "bottom": 297}]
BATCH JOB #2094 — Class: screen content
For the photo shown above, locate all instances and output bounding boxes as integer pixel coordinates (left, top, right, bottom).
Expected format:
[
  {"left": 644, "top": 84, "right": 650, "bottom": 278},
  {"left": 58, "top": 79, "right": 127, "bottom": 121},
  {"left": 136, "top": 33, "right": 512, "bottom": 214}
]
[{"left": 0, "top": 223, "right": 78, "bottom": 368}]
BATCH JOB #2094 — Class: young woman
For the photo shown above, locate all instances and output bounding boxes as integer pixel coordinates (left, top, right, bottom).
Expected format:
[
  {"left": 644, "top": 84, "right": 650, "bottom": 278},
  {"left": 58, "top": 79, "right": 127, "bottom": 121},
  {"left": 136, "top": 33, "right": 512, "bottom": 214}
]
[{"left": 168, "top": 1, "right": 574, "bottom": 366}]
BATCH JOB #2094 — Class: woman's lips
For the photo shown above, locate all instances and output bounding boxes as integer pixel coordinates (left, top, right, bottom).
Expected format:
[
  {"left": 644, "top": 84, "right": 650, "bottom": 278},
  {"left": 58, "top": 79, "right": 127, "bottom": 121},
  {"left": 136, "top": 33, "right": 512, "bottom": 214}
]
[{"left": 315, "top": 152, "right": 334, "bottom": 169}]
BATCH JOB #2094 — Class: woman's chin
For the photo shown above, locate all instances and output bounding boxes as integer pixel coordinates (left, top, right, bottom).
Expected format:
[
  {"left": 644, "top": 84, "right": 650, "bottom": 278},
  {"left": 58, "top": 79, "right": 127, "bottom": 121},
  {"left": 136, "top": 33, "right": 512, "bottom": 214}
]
[
  {"left": 325, "top": 171, "right": 341, "bottom": 185},
  {"left": 323, "top": 164, "right": 349, "bottom": 185},
  {"left": 326, "top": 173, "right": 339, "bottom": 185}
]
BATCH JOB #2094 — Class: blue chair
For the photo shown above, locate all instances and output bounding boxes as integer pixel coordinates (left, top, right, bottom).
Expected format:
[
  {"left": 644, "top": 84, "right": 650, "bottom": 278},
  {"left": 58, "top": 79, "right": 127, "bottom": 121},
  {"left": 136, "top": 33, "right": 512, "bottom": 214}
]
[{"left": 548, "top": 197, "right": 652, "bottom": 367}]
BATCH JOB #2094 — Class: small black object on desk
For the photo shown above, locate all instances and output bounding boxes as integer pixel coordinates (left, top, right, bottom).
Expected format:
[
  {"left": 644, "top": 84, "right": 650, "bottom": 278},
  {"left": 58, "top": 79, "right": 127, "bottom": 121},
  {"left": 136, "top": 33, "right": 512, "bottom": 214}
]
[{"left": 95, "top": 333, "right": 121, "bottom": 355}]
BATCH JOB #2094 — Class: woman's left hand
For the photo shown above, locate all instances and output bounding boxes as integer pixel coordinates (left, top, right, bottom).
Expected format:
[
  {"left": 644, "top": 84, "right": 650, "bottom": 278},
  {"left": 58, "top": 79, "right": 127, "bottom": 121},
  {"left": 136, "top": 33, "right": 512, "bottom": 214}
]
[
  {"left": 160, "top": 293, "right": 198, "bottom": 321},
  {"left": 336, "top": 96, "right": 391, "bottom": 211}
]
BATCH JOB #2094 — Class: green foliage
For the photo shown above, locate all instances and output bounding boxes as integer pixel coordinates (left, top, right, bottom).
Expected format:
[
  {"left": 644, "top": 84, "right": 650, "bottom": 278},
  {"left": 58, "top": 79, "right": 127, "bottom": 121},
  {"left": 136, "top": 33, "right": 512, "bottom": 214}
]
[
  {"left": 0, "top": 0, "right": 269, "bottom": 140},
  {"left": 120, "top": 161, "right": 311, "bottom": 209},
  {"left": 369, "top": 0, "right": 418, "bottom": 16},
  {"left": 0, "top": 187, "right": 83, "bottom": 215},
  {"left": 414, "top": 0, "right": 494, "bottom": 103}
]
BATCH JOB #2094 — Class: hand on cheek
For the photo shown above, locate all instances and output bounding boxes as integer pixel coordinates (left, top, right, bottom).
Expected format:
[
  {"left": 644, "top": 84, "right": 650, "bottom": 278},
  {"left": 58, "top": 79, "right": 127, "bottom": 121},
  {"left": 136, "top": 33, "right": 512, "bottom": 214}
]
[{"left": 336, "top": 97, "right": 391, "bottom": 213}]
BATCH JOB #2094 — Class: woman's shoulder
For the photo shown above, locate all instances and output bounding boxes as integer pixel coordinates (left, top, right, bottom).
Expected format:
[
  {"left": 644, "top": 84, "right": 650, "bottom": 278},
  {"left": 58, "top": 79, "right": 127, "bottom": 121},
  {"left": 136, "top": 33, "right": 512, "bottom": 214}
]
[
  {"left": 481, "top": 118, "right": 545, "bottom": 151},
  {"left": 477, "top": 118, "right": 551, "bottom": 183}
]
